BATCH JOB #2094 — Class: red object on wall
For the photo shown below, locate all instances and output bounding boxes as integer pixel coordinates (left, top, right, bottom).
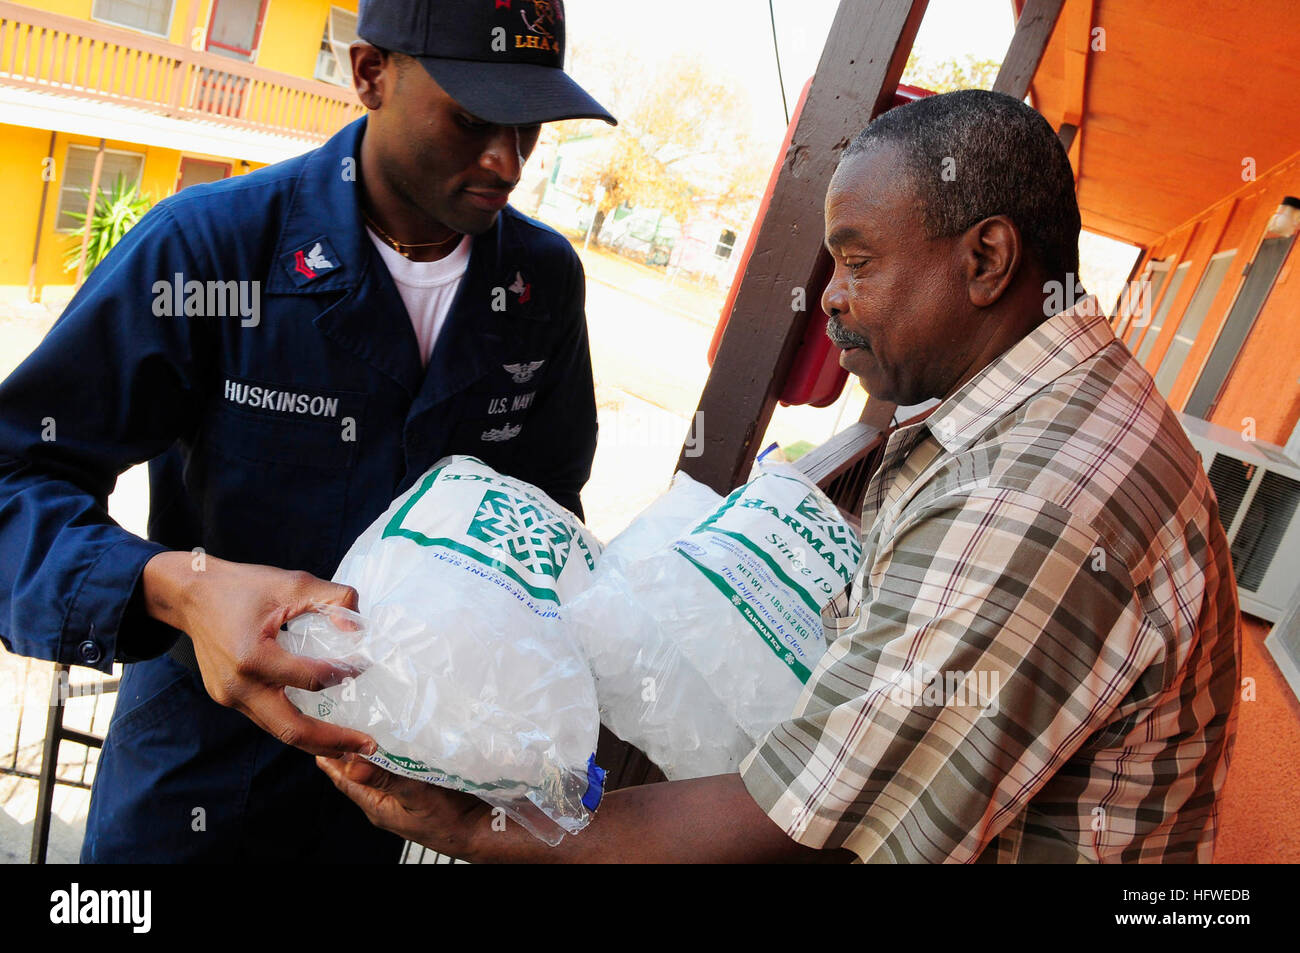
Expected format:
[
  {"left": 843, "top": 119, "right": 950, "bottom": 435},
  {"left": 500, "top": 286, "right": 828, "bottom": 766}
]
[
  {"left": 707, "top": 82, "right": 935, "bottom": 407},
  {"left": 777, "top": 248, "right": 842, "bottom": 406}
]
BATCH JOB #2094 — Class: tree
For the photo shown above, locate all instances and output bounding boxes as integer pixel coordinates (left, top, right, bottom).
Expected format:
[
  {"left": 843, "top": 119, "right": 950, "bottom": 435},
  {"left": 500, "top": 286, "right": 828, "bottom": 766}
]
[
  {"left": 901, "top": 52, "right": 1002, "bottom": 94},
  {"left": 560, "top": 53, "right": 768, "bottom": 246}
]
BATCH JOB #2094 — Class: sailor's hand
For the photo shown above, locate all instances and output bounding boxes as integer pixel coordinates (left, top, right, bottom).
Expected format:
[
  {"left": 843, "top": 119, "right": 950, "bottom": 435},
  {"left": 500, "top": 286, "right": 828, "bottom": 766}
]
[{"left": 141, "top": 551, "right": 375, "bottom": 758}]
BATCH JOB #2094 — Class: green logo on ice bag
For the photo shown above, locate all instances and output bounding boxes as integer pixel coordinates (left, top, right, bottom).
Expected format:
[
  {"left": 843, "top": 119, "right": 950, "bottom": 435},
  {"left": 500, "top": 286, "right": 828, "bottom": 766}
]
[
  {"left": 795, "top": 492, "right": 862, "bottom": 560},
  {"left": 468, "top": 490, "right": 578, "bottom": 579},
  {"left": 671, "top": 471, "right": 862, "bottom": 683},
  {"left": 381, "top": 460, "right": 596, "bottom": 603}
]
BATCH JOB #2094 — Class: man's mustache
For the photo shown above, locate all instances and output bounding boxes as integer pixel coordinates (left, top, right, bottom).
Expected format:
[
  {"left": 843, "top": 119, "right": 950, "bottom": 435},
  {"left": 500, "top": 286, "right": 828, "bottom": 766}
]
[{"left": 825, "top": 314, "right": 870, "bottom": 350}]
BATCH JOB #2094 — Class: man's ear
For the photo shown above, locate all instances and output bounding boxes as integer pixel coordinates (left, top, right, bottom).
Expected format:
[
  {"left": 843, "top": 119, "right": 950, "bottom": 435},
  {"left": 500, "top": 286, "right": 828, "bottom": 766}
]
[
  {"left": 350, "top": 43, "right": 389, "bottom": 110},
  {"left": 959, "top": 215, "right": 1021, "bottom": 308}
]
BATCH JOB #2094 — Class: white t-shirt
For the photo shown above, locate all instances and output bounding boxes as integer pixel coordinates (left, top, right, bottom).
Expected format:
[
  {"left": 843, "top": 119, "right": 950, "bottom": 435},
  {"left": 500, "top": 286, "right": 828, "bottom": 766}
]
[{"left": 367, "top": 229, "right": 472, "bottom": 367}]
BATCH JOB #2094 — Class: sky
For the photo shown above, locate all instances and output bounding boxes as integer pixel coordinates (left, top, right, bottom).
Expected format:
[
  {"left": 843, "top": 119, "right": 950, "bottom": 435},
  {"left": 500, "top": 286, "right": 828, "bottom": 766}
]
[{"left": 563, "top": 0, "right": 1017, "bottom": 144}]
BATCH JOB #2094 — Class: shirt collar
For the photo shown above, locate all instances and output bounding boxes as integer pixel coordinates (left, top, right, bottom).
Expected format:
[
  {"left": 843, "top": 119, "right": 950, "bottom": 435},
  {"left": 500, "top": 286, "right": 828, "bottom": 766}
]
[
  {"left": 265, "top": 116, "right": 372, "bottom": 295},
  {"left": 265, "top": 117, "right": 514, "bottom": 298},
  {"left": 924, "top": 296, "right": 1115, "bottom": 455}
]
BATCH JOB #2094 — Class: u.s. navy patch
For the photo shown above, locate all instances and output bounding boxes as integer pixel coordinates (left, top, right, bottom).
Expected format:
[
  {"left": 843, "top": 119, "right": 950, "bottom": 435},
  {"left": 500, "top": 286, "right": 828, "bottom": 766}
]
[{"left": 280, "top": 237, "right": 341, "bottom": 286}]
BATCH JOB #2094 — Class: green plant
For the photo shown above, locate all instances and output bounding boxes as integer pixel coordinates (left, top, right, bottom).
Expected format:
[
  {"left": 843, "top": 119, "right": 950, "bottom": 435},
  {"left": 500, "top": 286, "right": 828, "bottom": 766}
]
[
  {"left": 783, "top": 440, "right": 816, "bottom": 463},
  {"left": 63, "top": 174, "right": 153, "bottom": 276}
]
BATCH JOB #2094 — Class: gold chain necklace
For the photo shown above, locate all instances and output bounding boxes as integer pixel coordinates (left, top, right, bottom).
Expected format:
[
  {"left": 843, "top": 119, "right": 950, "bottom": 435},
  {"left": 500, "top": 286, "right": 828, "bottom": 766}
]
[{"left": 364, "top": 213, "right": 462, "bottom": 259}]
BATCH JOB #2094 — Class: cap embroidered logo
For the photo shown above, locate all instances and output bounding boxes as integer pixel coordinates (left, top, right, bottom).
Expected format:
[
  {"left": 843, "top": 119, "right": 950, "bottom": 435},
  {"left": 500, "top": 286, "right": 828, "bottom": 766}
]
[{"left": 516, "top": 1, "right": 560, "bottom": 51}]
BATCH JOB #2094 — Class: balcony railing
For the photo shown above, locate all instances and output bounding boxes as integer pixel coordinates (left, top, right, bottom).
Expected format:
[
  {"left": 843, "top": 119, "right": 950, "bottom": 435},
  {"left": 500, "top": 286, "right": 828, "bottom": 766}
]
[{"left": 0, "top": 1, "right": 364, "bottom": 144}]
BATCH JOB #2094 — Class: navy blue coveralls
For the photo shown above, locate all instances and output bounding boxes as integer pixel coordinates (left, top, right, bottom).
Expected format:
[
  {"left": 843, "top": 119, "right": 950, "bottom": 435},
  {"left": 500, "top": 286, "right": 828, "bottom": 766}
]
[{"left": 0, "top": 117, "right": 598, "bottom": 862}]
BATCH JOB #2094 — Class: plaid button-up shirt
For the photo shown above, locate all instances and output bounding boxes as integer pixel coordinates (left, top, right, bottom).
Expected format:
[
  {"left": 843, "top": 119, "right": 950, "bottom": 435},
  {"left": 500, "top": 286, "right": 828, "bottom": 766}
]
[{"left": 740, "top": 300, "right": 1242, "bottom": 863}]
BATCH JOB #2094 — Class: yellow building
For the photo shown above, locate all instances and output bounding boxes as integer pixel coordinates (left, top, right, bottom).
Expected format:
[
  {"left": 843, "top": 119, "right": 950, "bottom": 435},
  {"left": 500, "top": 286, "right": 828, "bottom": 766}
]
[{"left": 0, "top": 0, "right": 365, "bottom": 301}]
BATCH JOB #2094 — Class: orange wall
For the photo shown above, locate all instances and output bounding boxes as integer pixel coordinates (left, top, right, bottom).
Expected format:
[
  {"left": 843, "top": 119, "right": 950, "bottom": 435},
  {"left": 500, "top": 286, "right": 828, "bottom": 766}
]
[
  {"left": 1120, "top": 151, "right": 1300, "bottom": 446},
  {"left": 7, "top": 1, "right": 354, "bottom": 84},
  {"left": 0, "top": 125, "right": 58, "bottom": 288},
  {"left": 255, "top": 0, "right": 358, "bottom": 79},
  {"left": 24, "top": 0, "right": 213, "bottom": 48},
  {"left": 0, "top": 123, "right": 265, "bottom": 290}
]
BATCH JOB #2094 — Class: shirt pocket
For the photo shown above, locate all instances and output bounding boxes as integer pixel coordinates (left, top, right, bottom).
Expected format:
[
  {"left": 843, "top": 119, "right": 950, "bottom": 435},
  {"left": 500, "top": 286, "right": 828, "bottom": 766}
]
[
  {"left": 191, "top": 398, "right": 365, "bottom": 579},
  {"left": 105, "top": 655, "right": 197, "bottom": 747},
  {"left": 821, "top": 581, "right": 863, "bottom": 646}
]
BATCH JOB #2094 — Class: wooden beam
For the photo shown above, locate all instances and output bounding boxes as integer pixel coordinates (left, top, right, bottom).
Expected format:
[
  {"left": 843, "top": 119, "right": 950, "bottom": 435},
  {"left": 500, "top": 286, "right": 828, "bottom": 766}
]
[
  {"left": 1066, "top": 122, "right": 1083, "bottom": 180},
  {"left": 1057, "top": 121, "right": 1078, "bottom": 152},
  {"left": 1060, "top": 0, "right": 1093, "bottom": 126},
  {"left": 992, "top": 0, "right": 1066, "bottom": 100},
  {"left": 676, "top": 0, "right": 929, "bottom": 493},
  {"left": 794, "top": 421, "right": 882, "bottom": 484},
  {"left": 1060, "top": 0, "right": 1094, "bottom": 184}
]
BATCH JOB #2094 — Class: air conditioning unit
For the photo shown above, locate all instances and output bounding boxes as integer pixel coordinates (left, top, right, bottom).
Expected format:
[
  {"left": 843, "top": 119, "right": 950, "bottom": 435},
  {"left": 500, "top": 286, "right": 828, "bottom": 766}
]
[
  {"left": 314, "top": 48, "right": 346, "bottom": 86},
  {"left": 1178, "top": 413, "right": 1300, "bottom": 625}
]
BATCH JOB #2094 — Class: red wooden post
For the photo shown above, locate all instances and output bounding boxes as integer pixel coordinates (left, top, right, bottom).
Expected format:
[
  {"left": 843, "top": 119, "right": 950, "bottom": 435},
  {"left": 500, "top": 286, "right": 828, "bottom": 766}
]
[{"left": 676, "top": 0, "right": 930, "bottom": 493}]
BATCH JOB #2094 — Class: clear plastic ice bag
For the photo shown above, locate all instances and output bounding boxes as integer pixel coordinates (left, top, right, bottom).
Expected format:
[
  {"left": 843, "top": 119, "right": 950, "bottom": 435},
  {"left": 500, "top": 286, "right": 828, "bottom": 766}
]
[
  {"left": 278, "top": 455, "right": 606, "bottom": 846},
  {"left": 570, "top": 465, "right": 862, "bottom": 780}
]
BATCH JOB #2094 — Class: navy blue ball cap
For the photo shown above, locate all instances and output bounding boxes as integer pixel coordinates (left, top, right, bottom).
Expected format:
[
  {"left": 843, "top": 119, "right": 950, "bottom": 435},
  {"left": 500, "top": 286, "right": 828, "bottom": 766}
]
[{"left": 356, "top": 0, "right": 616, "bottom": 126}]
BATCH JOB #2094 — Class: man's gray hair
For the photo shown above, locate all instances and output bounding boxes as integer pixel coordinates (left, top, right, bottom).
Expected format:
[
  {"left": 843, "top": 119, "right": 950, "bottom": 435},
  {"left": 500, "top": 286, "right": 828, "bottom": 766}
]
[{"left": 842, "top": 88, "right": 1081, "bottom": 282}]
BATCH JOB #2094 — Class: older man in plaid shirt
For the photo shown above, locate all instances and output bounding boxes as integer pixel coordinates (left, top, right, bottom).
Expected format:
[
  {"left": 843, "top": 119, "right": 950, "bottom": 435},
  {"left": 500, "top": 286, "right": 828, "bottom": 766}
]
[{"left": 320, "top": 89, "right": 1242, "bottom": 864}]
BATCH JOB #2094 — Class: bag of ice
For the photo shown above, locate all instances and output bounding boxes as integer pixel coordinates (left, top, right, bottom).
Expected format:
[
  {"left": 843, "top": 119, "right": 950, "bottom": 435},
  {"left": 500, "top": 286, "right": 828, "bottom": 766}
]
[
  {"left": 570, "top": 465, "right": 862, "bottom": 780},
  {"left": 279, "top": 455, "right": 605, "bottom": 846}
]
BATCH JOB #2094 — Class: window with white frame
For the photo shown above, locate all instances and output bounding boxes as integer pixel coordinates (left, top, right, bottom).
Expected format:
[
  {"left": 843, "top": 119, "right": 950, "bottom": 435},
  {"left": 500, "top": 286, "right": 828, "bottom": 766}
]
[
  {"left": 1153, "top": 251, "right": 1236, "bottom": 397},
  {"left": 1134, "top": 260, "right": 1192, "bottom": 366},
  {"left": 56, "top": 145, "right": 146, "bottom": 232},
  {"left": 91, "top": 0, "right": 175, "bottom": 37},
  {"left": 315, "top": 7, "right": 359, "bottom": 86},
  {"left": 1184, "top": 234, "right": 1296, "bottom": 419},
  {"left": 1121, "top": 258, "right": 1170, "bottom": 347}
]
